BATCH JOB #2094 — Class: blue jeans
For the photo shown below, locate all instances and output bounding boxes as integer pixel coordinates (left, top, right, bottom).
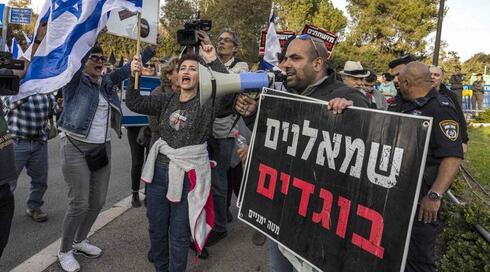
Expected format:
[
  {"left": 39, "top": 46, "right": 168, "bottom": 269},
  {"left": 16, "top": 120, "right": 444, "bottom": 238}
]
[
  {"left": 269, "top": 239, "right": 296, "bottom": 272},
  {"left": 210, "top": 138, "right": 234, "bottom": 232},
  {"left": 147, "top": 163, "right": 190, "bottom": 272},
  {"left": 11, "top": 139, "right": 48, "bottom": 210}
]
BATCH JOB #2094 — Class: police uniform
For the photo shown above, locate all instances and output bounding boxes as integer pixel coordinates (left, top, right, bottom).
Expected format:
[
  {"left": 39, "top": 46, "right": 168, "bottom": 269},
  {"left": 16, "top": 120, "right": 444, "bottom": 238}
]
[{"left": 388, "top": 88, "right": 464, "bottom": 272}]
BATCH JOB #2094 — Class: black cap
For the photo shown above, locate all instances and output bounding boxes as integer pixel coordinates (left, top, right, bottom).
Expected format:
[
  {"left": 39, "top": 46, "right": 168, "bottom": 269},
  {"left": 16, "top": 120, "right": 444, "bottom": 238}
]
[{"left": 388, "top": 54, "right": 414, "bottom": 69}]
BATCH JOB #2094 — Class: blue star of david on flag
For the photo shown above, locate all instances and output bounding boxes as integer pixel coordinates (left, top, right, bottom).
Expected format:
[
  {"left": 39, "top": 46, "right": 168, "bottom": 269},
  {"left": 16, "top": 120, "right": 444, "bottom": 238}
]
[{"left": 52, "top": 0, "right": 83, "bottom": 20}]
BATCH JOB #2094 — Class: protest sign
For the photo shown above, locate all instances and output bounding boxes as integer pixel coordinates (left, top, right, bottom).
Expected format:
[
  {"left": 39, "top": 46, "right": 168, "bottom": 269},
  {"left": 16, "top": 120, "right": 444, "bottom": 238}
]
[{"left": 121, "top": 76, "right": 160, "bottom": 126}]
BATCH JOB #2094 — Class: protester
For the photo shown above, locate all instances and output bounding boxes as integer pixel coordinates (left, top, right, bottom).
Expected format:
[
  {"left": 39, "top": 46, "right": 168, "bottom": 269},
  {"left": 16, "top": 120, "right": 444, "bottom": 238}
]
[
  {"left": 126, "top": 43, "right": 236, "bottom": 272},
  {"left": 199, "top": 28, "right": 250, "bottom": 247},
  {"left": 55, "top": 45, "right": 155, "bottom": 272},
  {"left": 388, "top": 62, "right": 463, "bottom": 272},
  {"left": 430, "top": 65, "right": 469, "bottom": 151},
  {"left": 378, "top": 72, "right": 398, "bottom": 98},
  {"left": 364, "top": 70, "right": 388, "bottom": 110},
  {"left": 237, "top": 34, "right": 369, "bottom": 272},
  {"left": 126, "top": 57, "right": 157, "bottom": 208},
  {"left": 338, "top": 60, "right": 370, "bottom": 91},
  {"left": 449, "top": 66, "right": 464, "bottom": 107},
  {"left": 0, "top": 72, "right": 17, "bottom": 258},
  {"left": 149, "top": 56, "right": 180, "bottom": 148},
  {"left": 471, "top": 73, "right": 485, "bottom": 113},
  {"left": 1, "top": 23, "right": 53, "bottom": 223}
]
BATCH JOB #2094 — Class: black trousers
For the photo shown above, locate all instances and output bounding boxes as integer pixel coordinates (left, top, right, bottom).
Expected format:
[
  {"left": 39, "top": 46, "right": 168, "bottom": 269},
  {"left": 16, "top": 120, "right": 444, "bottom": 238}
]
[
  {"left": 405, "top": 207, "right": 443, "bottom": 272},
  {"left": 227, "top": 163, "right": 243, "bottom": 209},
  {"left": 0, "top": 183, "right": 14, "bottom": 258},
  {"left": 126, "top": 127, "right": 146, "bottom": 192}
]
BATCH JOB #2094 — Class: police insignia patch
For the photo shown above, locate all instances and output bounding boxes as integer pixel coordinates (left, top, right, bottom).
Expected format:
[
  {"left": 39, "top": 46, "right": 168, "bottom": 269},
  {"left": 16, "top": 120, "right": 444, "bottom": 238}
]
[{"left": 439, "top": 120, "right": 459, "bottom": 141}]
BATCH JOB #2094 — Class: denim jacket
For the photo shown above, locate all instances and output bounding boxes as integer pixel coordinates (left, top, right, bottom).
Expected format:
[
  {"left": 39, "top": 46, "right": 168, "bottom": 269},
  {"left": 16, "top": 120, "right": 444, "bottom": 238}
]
[{"left": 58, "top": 47, "right": 155, "bottom": 138}]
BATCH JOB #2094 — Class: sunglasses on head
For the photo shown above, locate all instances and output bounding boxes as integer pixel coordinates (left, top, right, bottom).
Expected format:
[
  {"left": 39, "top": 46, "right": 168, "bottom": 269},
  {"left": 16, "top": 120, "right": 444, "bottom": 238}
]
[
  {"left": 89, "top": 55, "right": 106, "bottom": 63},
  {"left": 296, "top": 34, "right": 321, "bottom": 58}
]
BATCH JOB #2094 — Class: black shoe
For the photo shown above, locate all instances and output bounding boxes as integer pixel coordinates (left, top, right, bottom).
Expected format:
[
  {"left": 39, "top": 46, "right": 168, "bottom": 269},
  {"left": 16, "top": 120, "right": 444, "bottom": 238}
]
[
  {"left": 251, "top": 230, "right": 266, "bottom": 246},
  {"left": 189, "top": 242, "right": 209, "bottom": 259},
  {"left": 132, "top": 193, "right": 141, "bottom": 208},
  {"left": 206, "top": 231, "right": 227, "bottom": 247},
  {"left": 26, "top": 208, "right": 48, "bottom": 223},
  {"left": 227, "top": 209, "right": 233, "bottom": 223},
  {"left": 147, "top": 249, "right": 153, "bottom": 263}
]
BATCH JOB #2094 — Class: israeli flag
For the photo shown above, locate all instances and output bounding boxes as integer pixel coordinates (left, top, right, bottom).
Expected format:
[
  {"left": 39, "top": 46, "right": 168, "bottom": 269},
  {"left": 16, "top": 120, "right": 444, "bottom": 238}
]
[
  {"left": 12, "top": 0, "right": 142, "bottom": 102},
  {"left": 22, "top": 31, "right": 32, "bottom": 45},
  {"left": 10, "top": 37, "right": 23, "bottom": 59},
  {"left": 259, "top": 4, "right": 281, "bottom": 71}
]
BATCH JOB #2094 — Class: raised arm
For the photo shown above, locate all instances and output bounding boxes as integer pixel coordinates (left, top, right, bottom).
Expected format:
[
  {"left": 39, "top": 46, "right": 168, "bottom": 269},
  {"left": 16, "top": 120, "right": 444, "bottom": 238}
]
[
  {"left": 125, "top": 57, "right": 166, "bottom": 116},
  {"left": 109, "top": 47, "right": 156, "bottom": 85}
]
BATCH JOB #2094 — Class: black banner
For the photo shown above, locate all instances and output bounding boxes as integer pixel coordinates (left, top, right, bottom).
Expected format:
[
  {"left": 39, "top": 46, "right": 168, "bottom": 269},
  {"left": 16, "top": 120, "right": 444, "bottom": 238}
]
[{"left": 238, "top": 92, "right": 432, "bottom": 272}]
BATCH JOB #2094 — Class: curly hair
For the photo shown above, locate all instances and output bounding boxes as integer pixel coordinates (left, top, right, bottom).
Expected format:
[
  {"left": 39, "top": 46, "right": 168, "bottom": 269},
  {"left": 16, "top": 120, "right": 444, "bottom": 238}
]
[{"left": 160, "top": 57, "right": 179, "bottom": 88}]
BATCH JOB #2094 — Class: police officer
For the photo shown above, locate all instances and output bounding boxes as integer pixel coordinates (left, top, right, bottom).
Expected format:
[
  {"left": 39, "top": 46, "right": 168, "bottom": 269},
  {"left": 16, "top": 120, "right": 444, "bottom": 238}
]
[{"left": 388, "top": 62, "right": 463, "bottom": 272}]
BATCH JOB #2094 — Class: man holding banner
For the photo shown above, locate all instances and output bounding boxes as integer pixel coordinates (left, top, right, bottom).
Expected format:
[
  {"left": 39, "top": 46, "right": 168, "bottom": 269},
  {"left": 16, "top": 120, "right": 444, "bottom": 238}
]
[{"left": 388, "top": 62, "right": 463, "bottom": 272}]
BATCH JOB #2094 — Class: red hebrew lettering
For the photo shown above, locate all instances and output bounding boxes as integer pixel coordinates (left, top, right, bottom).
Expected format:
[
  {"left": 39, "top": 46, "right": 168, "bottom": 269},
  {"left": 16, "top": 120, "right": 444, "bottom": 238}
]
[
  {"left": 292, "top": 177, "right": 315, "bottom": 217},
  {"left": 351, "top": 204, "right": 385, "bottom": 259},
  {"left": 279, "top": 172, "right": 291, "bottom": 195},
  {"left": 312, "top": 188, "right": 333, "bottom": 229},
  {"left": 257, "top": 163, "right": 278, "bottom": 200},
  {"left": 336, "top": 196, "right": 351, "bottom": 239}
]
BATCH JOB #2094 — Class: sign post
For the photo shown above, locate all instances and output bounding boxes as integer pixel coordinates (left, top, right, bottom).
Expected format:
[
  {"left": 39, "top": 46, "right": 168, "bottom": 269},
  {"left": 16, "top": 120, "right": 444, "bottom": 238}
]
[
  {"left": 238, "top": 90, "right": 432, "bottom": 272},
  {"left": 0, "top": 4, "right": 7, "bottom": 51}
]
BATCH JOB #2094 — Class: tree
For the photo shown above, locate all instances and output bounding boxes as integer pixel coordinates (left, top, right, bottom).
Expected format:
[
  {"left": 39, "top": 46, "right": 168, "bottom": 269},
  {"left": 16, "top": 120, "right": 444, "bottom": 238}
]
[
  {"left": 462, "top": 53, "right": 490, "bottom": 81},
  {"left": 334, "top": 0, "right": 439, "bottom": 72},
  {"left": 440, "top": 50, "right": 462, "bottom": 83},
  {"left": 275, "top": 0, "right": 347, "bottom": 34},
  {"left": 201, "top": 0, "right": 272, "bottom": 63},
  {"left": 160, "top": 0, "right": 196, "bottom": 56}
]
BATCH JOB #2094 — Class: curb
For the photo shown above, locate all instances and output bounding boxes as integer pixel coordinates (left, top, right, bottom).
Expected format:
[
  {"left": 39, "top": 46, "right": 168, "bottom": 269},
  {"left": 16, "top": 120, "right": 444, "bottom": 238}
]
[{"left": 10, "top": 193, "right": 136, "bottom": 272}]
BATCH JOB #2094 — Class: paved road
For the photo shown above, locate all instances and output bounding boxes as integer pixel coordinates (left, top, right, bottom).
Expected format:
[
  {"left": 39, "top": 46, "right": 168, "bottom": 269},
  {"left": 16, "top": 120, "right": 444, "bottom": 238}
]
[{"left": 0, "top": 130, "right": 135, "bottom": 271}]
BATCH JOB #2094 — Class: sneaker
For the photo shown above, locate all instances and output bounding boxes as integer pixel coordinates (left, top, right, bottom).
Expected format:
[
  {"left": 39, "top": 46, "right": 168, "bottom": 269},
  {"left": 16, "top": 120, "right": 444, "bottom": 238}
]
[
  {"left": 73, "top": 239, "right": 102, "bottom": 258},
  {"left": 26, "top": 208, "right": 48, "bottom": 222},
  {"left": 132, "top": 192, "right": 141, "bottom": 208},
  {"left": 58, "top": 250, "right": 80, "bottom": 272},
  {"left": 206, "top": 231, "right": 228, "bottom": 247}
]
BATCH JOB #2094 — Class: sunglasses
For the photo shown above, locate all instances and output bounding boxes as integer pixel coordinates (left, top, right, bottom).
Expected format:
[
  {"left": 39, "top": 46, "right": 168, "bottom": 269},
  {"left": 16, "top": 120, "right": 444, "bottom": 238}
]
[
  {"left": 144, "top": 64, "right": 156, "bottom": 68},
  {"left": 296, "top": 34, "right": 320, "bottom": 58},
  {"left": 89, "top": 55, "right": 106, "bottom": 63}
]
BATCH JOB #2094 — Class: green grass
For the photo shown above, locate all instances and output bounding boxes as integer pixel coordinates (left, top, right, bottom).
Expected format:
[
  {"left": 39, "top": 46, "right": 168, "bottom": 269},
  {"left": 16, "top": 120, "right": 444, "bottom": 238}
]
[{"left": 465, "top": 127, "right": 490, "bottom": 189}]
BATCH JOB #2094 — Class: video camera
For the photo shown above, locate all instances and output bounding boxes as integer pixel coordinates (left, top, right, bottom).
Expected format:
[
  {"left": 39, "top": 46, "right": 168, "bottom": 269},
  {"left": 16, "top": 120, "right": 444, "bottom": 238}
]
[
  {"left": 0, "top": 51, "right": 24, "bottom": 96},
  {"left": 176, "top": 19, "right": 212, "bottom": 48}
]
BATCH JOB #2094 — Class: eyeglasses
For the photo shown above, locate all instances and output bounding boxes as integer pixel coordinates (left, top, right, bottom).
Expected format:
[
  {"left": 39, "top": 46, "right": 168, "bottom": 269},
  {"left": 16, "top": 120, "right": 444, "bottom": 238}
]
[
  {"left": 217, "top": 37, "right": 235, "bottom": 44},
  {"left": 296, "top": 34, "right": 320, "bottom": 58},
  {"left": 89, "top": 55, "right": 106, "bottom": 63}
]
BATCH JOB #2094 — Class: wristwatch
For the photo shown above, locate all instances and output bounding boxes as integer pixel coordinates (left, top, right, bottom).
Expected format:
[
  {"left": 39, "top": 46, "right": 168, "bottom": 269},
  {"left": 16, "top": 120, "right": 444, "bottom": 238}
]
[{"left": 427, "top": 190, "right": 442, "bottom": 201}]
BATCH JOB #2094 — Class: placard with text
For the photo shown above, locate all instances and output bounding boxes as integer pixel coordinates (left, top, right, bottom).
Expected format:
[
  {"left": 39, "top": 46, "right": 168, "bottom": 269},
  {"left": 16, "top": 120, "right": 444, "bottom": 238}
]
[{"left": 238, "top": 91, "right": 432, "bottom": 272}]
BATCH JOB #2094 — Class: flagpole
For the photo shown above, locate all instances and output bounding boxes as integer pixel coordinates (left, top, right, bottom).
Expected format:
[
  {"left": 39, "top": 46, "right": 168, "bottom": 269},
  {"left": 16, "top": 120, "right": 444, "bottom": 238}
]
[{"left": 135, "top": 12, "right": 141, "bottom": 88}]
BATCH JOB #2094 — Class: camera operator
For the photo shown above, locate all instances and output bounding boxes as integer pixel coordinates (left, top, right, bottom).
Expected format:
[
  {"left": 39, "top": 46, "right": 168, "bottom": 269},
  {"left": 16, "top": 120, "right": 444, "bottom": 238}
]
[
  {"left": 198, "top": 28, "right": 249, "bottom": 247},
  {"left": 0, "top": 23, "right": 56, "bottom": 223},
  {"left": 0, "top": 69, "right": 17, "bottom": 258}
]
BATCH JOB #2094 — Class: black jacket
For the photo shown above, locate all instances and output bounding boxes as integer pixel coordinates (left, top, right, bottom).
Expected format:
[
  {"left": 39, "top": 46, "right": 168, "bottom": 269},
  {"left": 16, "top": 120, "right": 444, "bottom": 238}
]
[{"left": 440, "top": 84, "right": 469, "bottom": 143}]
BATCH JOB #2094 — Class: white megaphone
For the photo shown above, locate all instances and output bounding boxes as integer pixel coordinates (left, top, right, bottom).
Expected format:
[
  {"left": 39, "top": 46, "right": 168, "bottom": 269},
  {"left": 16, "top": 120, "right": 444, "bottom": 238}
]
[{"left": 199, "top": 64, "right": 270, "bottom": 105}]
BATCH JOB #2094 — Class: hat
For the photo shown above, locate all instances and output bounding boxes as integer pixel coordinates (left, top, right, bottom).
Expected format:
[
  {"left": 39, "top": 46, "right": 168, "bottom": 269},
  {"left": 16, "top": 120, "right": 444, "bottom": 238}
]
[
  {"left": 339, "top": 61, "right": 370, "bottom": 78},
  {"left": 388, "top": 54, "right": 414, "bottom": 69}
]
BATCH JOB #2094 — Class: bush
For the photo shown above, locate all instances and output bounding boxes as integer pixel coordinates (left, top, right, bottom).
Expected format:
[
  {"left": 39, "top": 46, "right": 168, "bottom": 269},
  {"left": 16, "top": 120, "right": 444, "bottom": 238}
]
[
  {"left": 438, "top": 177, "right": 490, "bottom": 272},
  {"left": 475, "top": 109, "right": 490, "bottom": 123}
]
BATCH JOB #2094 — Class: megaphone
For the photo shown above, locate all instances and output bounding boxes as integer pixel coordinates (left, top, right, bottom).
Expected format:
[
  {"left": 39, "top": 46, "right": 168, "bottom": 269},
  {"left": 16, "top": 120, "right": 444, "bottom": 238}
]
[{"left": 199, "top": 64, "right": 270, "bottom": 105}]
